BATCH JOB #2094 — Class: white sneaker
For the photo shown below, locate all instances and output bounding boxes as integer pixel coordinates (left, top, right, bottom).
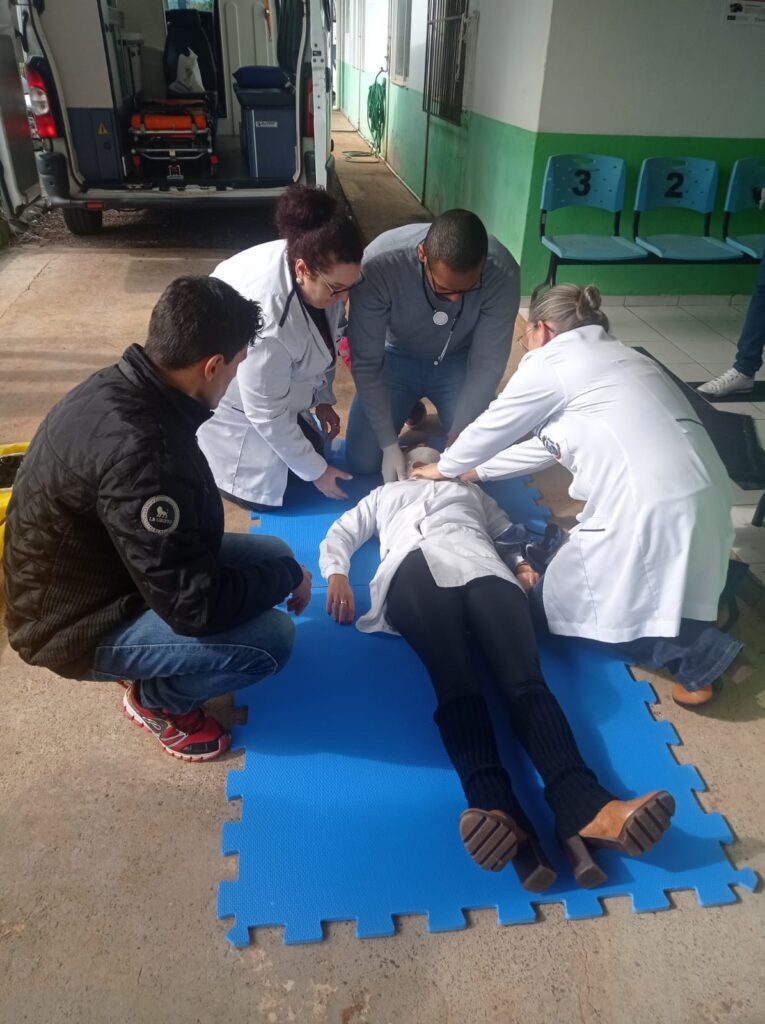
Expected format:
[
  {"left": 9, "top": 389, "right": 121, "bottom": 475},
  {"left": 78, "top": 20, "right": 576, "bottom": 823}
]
[{"left": 697, "top": 368, "right": 755, "bottom": 397}]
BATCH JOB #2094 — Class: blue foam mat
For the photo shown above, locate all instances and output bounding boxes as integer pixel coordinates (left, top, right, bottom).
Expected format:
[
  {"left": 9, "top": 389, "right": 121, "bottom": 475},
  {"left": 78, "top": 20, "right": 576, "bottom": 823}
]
[{"left": 219, "top": 474, "right": 756, "bottom": 946}]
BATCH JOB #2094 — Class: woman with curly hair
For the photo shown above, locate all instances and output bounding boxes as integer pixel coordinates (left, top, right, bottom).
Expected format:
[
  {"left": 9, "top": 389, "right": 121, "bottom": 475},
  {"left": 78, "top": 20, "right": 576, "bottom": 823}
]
[{"left": 198, "top": 185, "right": 364, "bottom": 508}]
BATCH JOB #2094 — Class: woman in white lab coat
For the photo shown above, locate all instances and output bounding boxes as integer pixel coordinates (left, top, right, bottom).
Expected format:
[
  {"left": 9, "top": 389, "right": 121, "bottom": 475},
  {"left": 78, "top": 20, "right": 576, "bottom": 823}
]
[
  {"left": 412, "top": 284, "right": 742, "bottom": 710},
  {"left": 197, "top": 186, "right": 364, "bottom": 508},
  {"left": 319, "top": 446, "right": 675, "bottom": 893}
]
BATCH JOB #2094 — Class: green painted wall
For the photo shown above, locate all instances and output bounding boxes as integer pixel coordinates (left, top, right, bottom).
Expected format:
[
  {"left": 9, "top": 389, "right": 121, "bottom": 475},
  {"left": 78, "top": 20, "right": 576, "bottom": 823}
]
[
  {"left": 338, "top": 62, "right": 378, "bottom": 148},
  {"left": 338, "top": 61, "right": 360, "bottom": 130},
  {"left": 338, "top": 63, "right": 762, "bottom": 295},
  {"left": 424, "top": 113, "right": 537, "bottom": 271},
  {"left": 385, "top": 82, "right": 427, "bottom": 198}
]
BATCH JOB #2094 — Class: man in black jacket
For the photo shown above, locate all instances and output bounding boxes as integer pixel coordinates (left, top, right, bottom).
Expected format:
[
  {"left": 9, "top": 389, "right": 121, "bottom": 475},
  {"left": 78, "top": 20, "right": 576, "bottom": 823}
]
[{"left": 3, "top": 276, "right": 311, "bottom": 762}]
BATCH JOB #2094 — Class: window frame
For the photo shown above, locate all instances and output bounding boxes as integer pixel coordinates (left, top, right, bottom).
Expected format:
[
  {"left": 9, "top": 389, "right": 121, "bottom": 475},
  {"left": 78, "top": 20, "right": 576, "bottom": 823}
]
[
  {"left": 390, "top": 0, "right": 413, "bottom": 86},
  {"left": 423, "top": 0, "right": 468, "bottom": 126}
]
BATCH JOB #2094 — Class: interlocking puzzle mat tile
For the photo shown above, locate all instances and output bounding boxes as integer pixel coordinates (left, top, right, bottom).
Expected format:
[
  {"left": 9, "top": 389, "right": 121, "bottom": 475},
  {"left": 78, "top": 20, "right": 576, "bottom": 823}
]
[{"left": 220, "top": 472, "right": 755, "bottom": 945}]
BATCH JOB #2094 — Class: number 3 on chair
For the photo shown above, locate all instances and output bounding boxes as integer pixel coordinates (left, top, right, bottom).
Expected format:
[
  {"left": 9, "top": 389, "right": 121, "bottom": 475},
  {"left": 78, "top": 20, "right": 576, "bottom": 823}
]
[{"left": 572, "top": 169, "right": 592, "bottom": 196}]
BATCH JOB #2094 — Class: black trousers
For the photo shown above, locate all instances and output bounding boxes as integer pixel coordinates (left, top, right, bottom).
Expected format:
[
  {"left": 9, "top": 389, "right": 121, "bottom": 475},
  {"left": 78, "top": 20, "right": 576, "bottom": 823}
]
[{"left": 386, "top": 549, "right": 613, "bottom": 838}]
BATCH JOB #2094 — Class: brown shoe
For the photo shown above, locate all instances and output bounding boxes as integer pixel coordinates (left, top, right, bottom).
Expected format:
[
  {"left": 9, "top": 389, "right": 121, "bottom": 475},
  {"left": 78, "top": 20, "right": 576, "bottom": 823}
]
[
  {"left": 671, "top": 679, "right": 721, "bottom": 710},
  {"left": 459, "top": 808, "right": 525, "bottom": 872},
  {"left": 578, "top": 791, "right": 675, "bottom": 857},
  {"left": 458, "top": 808, "right": 557, "bottom": 892}
]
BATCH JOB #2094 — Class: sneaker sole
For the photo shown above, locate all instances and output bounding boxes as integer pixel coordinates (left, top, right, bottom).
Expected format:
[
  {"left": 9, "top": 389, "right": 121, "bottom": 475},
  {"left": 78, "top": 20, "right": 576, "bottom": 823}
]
[
  {"left": 122, "top": 699, "right": 231, "bottom": 763},
  {"left": 584, "top": 792, "right": 675, "bottom": 857},
  {"left": 698, "top": 384, "right": 755, "bottom": 397},
  {"left": 672, "top": 678, "right": 723, "bottom": 712}
]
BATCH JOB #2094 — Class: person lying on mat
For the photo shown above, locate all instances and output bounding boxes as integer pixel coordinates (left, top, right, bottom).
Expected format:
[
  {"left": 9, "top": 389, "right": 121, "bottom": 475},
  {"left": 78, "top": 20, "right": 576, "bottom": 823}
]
[
  {"left": 318, "top": 446, "right": 674, "bottom": 893},
  {"left": 3, "top": 277, "right": 312, "bottom": 763},
  {"left": 411, "top": 284, "right": 742, "bottom": 712},
  {"left": 198, "top": 184, "right": 363, "bottom": 510}
]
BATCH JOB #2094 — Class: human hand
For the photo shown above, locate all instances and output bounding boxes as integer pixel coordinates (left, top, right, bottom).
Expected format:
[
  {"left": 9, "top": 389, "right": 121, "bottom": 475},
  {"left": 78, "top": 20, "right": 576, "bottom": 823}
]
[
  {"left": 409, "top": 462, "right": 446, "bottom": 481},
  {"left": 287, "top": 565, "right": 312, "bottom": 614},
  {"left": 381, "top": 443, "right": 406, "bottom": 482},
  {"left": 313, "top": 464, "right": 353, "bottom": 499},
  {"left": 315, "top": 403, "right": 341, "bottom": 440},
  {"left": 459, "top": 468, "right": 480, "bottom": 482},
  {"left": 514, "top": 562, "right": 540, "bottom": 593},
  {"left": 326, "top": 574, "right": 355, "bottom": 624}
]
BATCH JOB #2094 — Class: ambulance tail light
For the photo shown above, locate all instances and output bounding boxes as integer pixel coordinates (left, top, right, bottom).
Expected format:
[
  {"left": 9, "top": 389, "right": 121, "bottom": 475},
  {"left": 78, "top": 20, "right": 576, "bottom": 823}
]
[
  {"left": 25, "top": 60, "right": 60, "bottom": 139},
  {"left": 305, "top": 76, "right": 314, "bottom": 138}
]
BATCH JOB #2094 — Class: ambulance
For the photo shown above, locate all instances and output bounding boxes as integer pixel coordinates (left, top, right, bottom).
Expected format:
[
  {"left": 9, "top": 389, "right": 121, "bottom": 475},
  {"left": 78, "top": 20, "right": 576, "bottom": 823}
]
[{"left": 0, "top": 0, "right": 334, "bottom": 234}]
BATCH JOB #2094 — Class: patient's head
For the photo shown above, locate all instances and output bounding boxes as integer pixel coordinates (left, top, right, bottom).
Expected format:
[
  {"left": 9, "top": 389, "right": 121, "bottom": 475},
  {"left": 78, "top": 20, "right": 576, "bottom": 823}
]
[{"left": 404, "top": 446, "right": 441, "bottom": 478}]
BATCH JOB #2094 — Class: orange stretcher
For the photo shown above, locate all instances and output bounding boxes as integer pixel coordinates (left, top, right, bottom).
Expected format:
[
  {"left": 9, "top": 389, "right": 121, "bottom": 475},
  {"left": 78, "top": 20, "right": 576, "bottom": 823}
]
[{"left": 129, "top": 101, "right": 216, "bottom": 182}]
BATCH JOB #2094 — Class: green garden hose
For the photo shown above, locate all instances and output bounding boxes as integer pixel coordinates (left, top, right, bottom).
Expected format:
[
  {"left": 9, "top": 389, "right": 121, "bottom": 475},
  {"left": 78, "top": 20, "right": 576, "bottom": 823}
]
[{"left": 367, "top": 70, "right": 386, "bottom": 155}]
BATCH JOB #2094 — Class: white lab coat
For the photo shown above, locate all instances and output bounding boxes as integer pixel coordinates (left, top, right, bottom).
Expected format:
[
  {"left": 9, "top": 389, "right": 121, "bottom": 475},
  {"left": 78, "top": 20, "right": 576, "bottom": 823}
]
[
  {"left": 438, "top": 326, "right": 734, "bottom": 644},
  {"left": 319, "top": 479, "right": 522, "bottom": 635},
  {"left": 197, "top": 239, "right": 345, "bottom": 507}
]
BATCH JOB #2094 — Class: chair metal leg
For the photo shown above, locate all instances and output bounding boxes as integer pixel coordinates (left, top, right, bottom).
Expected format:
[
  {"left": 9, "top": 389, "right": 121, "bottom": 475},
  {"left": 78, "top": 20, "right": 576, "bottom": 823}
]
[
  {"left": 753, "top": 490, "right": 765, "bottom": 528},
  {"left": 548, "top": 254, "right": 558, "bottom": 287},
  {"left": 532, "top": 255, "right": 558, "bottom": 302}
]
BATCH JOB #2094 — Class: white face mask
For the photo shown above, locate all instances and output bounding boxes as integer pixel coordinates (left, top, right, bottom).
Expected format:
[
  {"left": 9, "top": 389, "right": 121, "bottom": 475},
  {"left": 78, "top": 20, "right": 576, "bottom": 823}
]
[{"left": 404, "top": 446, "right": 441, "bottom": 476}]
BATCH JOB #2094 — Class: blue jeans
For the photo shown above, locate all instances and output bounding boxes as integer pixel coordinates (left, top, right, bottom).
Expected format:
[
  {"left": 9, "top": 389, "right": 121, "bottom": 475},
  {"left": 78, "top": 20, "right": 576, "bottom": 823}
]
[
  {"left": 87, "top": 534, "right": 297, "bottom": 714},
  {"left": 346, "top": 346, "right": 468, "bottom": 474},
  {"left": 529, "top": 578, "right": 742, "bottom": 692},
  {"left": 734, "top": 252, "right": 765, "bottom": 377}
]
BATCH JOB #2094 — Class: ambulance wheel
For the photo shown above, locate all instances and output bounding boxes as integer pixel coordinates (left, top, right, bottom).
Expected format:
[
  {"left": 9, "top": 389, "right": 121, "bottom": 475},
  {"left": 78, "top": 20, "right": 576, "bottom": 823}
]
[{"left": 62, "top": 207, "right": 103, "bottom": 236}]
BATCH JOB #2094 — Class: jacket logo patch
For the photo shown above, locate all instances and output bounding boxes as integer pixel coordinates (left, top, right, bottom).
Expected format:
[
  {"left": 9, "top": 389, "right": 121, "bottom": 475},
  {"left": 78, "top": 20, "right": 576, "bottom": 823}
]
[
  {"left": 538, "top": 433, "right": 562, "bottom": 460},
  {"left": 141, "top": 496, "right": 180, "bottom": 534}
]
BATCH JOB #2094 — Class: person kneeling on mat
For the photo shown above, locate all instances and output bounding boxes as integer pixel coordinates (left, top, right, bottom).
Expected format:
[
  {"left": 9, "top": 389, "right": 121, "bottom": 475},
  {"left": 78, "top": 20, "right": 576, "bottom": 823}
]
[
  {"left": 411, "top": 284, "right": 743, "bottom": 711},
  {"left": 3, "top": 277, "right": 312, "bottom": 763},
  {"left": 318, "top": 446, "right": 674, "bottom": 892}
]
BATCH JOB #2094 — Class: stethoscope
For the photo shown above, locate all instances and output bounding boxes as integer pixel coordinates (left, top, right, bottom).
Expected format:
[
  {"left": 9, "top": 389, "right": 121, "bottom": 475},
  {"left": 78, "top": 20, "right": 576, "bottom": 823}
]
[{"left": 421, "top": 264, "right": 464, "bottom": 366}]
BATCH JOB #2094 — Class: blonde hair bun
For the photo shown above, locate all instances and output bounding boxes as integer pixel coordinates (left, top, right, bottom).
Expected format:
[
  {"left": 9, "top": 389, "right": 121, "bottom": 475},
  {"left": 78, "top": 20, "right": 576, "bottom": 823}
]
[
  {"left": 576, "top": 284, "right": 602, "bottom": 320},
  {"left": 529, "top": 282, "right": 609, "bottom": 335}
]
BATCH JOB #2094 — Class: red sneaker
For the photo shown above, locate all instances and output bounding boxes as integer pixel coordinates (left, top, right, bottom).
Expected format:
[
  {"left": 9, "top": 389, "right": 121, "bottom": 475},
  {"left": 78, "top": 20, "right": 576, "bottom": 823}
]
[{"left": 122, "top": 683, "right": 230, "bottom": 762}]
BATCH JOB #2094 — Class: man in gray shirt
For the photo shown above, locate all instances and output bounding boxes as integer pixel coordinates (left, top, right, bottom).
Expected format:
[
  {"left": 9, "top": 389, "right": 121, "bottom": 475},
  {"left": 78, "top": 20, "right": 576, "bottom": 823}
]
[{"left": 346, "top": 210, "right": 520, "bottom": 480}]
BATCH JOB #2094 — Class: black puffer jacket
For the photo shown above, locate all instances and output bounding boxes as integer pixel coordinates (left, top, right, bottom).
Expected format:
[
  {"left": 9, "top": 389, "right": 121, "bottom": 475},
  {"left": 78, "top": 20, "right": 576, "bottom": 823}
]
[{"left": 3, "top": 344, "right": 302, "bottom": 679}]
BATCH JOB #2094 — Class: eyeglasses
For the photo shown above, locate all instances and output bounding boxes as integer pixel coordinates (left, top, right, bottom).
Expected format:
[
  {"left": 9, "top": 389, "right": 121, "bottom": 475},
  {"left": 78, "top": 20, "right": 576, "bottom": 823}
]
[
  {"left": 516, "top": 324, "right": 532, "bottom": 351},
  {"left": 315, "top": 268, "right": 365, "bottom": 297},
  {"left": 423, "top": 260, "right": 483, "bottom": 299}
]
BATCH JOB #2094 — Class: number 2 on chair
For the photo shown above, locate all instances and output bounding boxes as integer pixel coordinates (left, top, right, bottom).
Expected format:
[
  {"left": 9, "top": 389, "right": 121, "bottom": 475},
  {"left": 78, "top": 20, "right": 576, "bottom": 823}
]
[
  {"left": 664, "top": 172, "right": 684, "bottom": 199},
  {"left": 571, "top": 169, "right": 592, "bottom": 196}
]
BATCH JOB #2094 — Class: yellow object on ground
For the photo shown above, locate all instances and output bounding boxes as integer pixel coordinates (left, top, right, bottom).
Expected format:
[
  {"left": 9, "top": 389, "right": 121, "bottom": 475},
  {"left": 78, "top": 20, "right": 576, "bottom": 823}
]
[{"left": 0, "top": 442, "right": 29, "bottom": 560}]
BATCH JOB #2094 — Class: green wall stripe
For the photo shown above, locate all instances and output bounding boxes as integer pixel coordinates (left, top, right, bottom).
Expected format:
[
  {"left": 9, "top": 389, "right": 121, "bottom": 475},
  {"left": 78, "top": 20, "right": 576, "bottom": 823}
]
[{"left": 337, "top": 65, "right": 762, "bottom": 295}]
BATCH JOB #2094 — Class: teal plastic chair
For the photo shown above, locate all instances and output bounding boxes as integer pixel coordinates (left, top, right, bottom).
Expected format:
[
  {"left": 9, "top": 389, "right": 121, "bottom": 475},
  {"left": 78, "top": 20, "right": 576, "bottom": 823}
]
[
  {"left": 723, "top": 158, "right": 765, "bottom": 260},
  {"left": 633, "top": 157, "right": 741, "bottom": 262},
  {"left": 538, "top": 154, "right": 647, "bottom": 286}
]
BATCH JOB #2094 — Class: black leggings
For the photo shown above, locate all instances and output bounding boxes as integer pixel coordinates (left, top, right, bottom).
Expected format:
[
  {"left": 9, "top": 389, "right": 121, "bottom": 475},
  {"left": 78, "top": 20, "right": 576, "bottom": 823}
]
[{"left": 386, "top": 549, "right": 613, "bottom": 838}]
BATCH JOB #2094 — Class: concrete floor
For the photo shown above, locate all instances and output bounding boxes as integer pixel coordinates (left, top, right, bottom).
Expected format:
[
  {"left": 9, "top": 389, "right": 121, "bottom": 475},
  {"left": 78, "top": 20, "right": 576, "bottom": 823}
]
[{"left": 1, "top": 120, "right": 764, "bottom": 1024}]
